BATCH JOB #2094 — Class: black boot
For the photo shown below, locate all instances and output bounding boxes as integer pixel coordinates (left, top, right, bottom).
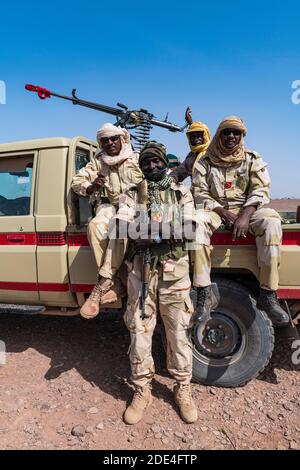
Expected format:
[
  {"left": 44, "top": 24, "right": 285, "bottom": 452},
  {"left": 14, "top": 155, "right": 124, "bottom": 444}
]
[
  {"left": 195, "top": 285, "right": 219, "bottom": 323},
  {"left": 257, "top": 288, "right": 290, "bottom": 326}
]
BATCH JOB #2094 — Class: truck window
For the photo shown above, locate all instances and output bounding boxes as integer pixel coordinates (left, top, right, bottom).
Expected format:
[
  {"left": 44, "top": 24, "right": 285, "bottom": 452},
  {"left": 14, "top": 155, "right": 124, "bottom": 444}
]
[
  {"left": 74, "top": 147, "right": 93, "bottom": 225},
  {"left": 75, "top": 148, "right": 90, "bottom": 172},
  {"left": 0, "top": 155, "right": 34, "bottom": 216}
]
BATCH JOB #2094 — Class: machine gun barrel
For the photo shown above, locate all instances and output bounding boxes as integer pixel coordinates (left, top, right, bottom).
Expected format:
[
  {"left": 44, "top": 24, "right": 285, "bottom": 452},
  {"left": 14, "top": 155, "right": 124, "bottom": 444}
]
[
  {"left": 150, "top": 117, "right": 182, "bottom": 132},
  {"left": 25, "top": 84, "right": 123, "bottom": 117}
]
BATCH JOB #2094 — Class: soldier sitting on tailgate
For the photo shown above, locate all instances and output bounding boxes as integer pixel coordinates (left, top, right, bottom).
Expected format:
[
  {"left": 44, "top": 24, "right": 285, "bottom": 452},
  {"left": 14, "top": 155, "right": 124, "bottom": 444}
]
[
  {"left": 192, "top": 115, "right": 289, "bottom": 327},
  {"left": 71, "top": 123, "right": 143, "bottom": 319}
]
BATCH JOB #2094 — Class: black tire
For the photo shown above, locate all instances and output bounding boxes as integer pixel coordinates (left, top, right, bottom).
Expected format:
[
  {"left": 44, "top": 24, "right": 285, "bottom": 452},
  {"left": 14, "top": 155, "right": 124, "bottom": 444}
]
[{"left": 191, "top": 278, "right": 275, "bottom": 387}]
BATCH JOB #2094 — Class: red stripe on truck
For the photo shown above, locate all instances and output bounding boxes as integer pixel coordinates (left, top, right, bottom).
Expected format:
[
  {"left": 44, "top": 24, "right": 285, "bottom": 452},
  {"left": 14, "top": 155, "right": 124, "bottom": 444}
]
[
  {"left": 0, "top": 232, "right": 67, "bottom": 246},
  {"left": 0, "top": 233, "right": 37, "bottom": 245},
  {"left": 0, "top": 282, "right": 69, "bottom": 292},
  {"left": 277, "top": 289, "right": 300, "bottom": 299},
  {"left": 211, "top": 231, "right": 300, "bottom": 246},
  {"left": 0, "top": 231, "right": 299, "bottom": 247}
]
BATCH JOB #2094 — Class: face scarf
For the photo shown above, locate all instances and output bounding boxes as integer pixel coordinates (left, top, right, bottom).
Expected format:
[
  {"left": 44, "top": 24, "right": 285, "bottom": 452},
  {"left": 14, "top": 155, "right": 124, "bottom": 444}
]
[
  {"left": 139, "top": 141, "right": 173, "bottom": 222},
  {"left": 96, "top": 123, "right": 134, "bottom": 166},
  {"left": 186, "top": 121, "right": 211, "bottom": 174},
  {"left": 205, "top": 116, "right": 247, "bottom": 168}
]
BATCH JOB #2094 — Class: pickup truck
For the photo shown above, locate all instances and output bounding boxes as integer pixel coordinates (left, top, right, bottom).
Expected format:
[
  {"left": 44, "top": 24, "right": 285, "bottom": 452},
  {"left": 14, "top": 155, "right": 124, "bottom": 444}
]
[{"left": 0, "top": 136, "right": 299, "bottom": 387}]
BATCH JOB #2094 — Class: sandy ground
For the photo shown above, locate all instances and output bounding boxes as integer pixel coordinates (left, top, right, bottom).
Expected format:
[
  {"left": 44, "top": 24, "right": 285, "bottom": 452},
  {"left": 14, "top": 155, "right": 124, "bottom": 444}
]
[{"left": 0, "top": 312, "right": 299, "bottom": 451}]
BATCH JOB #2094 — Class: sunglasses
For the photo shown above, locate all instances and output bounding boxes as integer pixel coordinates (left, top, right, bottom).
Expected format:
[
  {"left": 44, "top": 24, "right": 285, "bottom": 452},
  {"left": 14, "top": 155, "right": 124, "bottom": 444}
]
[
  {"left": 100, "top": 135, "right": 120, "bottom": 144},
  {"left": 221, "top": 129, "right": 242, "bottom": 137}
]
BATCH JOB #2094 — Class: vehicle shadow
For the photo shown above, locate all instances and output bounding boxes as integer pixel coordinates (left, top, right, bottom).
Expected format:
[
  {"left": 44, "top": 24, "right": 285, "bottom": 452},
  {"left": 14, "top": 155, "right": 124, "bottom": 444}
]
[
  {"left": 0, "top": 312, "right": 176, "bottom": 408},
  {"left": 258, "top": 323, "right": 300, "bottom": 384}
]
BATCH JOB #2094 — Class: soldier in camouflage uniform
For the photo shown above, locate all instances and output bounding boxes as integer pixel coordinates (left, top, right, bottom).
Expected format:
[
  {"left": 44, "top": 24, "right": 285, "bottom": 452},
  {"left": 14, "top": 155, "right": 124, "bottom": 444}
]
[
  {"left": 117, "top": 141, "right": 198, "bottom": 425},
  {"left": 71, "top": 123, "right": 143, "bottom": 319},
  {"left": 192, "top": 116, "right": 289, "bottom": 326},
  {"left": 170, "top": 107, "right": 211, "bottom": 183}
]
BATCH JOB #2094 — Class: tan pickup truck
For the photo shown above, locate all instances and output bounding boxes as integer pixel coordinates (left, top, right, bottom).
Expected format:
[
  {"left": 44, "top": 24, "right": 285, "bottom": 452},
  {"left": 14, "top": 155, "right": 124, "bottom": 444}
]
[{"left": 0, "top": 137, "right": 299, "bottom": 387}]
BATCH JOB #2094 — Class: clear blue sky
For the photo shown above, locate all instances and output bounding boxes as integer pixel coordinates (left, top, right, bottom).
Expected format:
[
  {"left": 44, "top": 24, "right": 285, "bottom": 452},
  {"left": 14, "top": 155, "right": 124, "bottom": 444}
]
[{"left": 0, "top": 0, "right": 299, "bottom": 197}]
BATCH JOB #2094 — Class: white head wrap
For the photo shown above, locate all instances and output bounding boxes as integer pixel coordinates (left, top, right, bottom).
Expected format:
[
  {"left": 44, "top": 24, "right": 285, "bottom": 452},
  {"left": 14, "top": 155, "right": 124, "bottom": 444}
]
[
  {"left": 95, "top": 123, "right": 133, "bottom": 166},
  {"left": 96, "top": 123, "right": 130, "bottom": 148}
]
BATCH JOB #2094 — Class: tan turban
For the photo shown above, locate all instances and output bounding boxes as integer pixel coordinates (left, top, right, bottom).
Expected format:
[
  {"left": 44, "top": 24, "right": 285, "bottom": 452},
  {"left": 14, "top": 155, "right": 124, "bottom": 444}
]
[{"left": 206, "top": 116, "right": 247, "bottom": 168}]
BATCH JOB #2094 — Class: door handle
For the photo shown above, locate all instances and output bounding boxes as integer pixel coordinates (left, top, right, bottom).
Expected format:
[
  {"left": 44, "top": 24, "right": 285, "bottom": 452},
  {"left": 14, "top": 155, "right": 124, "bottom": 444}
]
[{"left": 6, "top": 235, "right": 26, "bottom": 244}]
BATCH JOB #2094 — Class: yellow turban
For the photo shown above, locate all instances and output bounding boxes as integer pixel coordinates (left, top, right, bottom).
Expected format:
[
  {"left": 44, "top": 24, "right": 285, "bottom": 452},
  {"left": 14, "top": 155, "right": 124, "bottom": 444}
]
[{"left": 186, "top": 121, "right": 211, "bottom": 174}]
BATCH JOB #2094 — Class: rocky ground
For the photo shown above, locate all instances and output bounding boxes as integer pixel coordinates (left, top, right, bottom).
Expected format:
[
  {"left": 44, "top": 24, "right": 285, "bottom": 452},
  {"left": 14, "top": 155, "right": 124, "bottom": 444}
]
[{"left": 0, "top": 312, "right": 299, "bottom": 450}]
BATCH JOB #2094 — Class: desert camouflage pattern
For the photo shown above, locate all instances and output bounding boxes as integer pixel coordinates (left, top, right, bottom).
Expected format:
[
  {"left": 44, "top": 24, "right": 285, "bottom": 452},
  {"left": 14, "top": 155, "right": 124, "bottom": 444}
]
[
  {"left": 124, "top": 257, "right": 193, "bottom": 387},
  {"left": 72, "top": 152, "right": 143, "bottom": 277},
  {"left": 122, "top": 182, "right": 195, "bottom": 387},
  {"left": 193, "top": 150, "right": 271, "bottom": 210},
  {"left": 87, "top": 204, "right": 127, "bottom": 278},
  {"left": 116, "top": 180, "right": 196, "bottom": 231},
  {"left": 193, "top": 207, "right": 282, "bottom": 291},
  {"left": 71, "top": 152, "right": 143, "bottom": 206}
]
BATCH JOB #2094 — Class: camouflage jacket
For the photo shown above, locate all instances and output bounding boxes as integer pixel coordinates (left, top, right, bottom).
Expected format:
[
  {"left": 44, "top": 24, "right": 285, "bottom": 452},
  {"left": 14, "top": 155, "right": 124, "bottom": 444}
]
[
  {"left": 116, "top": 180, "right": 195, "bottom": 229},
  {"left": 116, "top": 180, "right": 195, "bottom": 279},
  {"left": 192, "top": 150, "right": 271, "bottom": 210},
  {"left": 71, "top": 152, "right": 144, "bottom": 206}
]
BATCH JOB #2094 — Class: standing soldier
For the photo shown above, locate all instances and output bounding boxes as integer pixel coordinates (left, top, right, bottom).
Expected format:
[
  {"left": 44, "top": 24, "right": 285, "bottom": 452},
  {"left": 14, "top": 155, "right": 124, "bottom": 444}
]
[
  {"left": 170, "top": 107, "right": 211, "bottom": 183},
  {"left": 192, "top": 116, "right": 290, "bottom": 326},
  {"left": 117, "top": 141, "right": 198, "bottom": 425},
  {"left": 71, "top": 123, "right": 143, "bottom": 319}
]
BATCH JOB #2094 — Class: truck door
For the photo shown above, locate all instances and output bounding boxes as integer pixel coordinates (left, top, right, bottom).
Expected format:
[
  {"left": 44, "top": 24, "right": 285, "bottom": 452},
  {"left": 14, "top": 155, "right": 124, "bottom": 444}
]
[
  {"left": 0, "top": 152, "right": 39, "bottom": 303},
  {"left": 66, "top": 138, "right": 98, "bottom": 294}
]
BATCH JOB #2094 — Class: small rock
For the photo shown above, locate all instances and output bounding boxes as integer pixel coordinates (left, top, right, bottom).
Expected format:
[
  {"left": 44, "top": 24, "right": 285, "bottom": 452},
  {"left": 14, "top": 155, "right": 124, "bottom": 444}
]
[
  {"left": 96, "top": 422, "right": 104, "bottom": 430},
  {"left": 162, "top": 438, "right": 169, "bottom": 446},
  {"left": 209, "top": 388, "right": 217, "bottom": 395},
  {"left": 86, "top": 426, "right": 94, "bottom": 434},
  {"left": 256, "top": 426, "right": 268, "bottom": 435},
  {"left": 266, "top": 412, "right": 277, "bottom": 421},
  {"left": 40, "top": 403, "right": 50, "bottom": 412},
  {"left": 88, "top": 407, "right": 99, "bottom": 414},
  {"left": 131, "top": 430, "right": 139, "bottom": 437},
  {"left": 200, "top": 426, "right": 208, "bottom": 432},
  {"left": 71, "top": 425, "right": 85, "bottom": 437},
  {"left": 283, "top": 403, "right": 293, "bottom": 412},
  {"left": 151, "top": 425, "right": 161, "bottom": 433},
  {"left": 174, "top": 431, "right": 184, "bottom": 439},
  {"left": 155, "top": 433, "right": 163, "bottom": 439},
  {"left": 182, "top": 437, "right": 189, "bottom": 443},
  {"left": 127, "top": 437, "right": 134, "bottom": 443}
]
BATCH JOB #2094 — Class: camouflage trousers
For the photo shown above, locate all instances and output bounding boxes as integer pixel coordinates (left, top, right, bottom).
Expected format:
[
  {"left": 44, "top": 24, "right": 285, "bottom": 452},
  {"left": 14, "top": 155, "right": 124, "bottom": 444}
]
[
  {"left": 87, "top": 204, "right": 127, "bottom": 279},
  {"left": 193, "top": 207, "right": 282, "bottom": 291},
  {"left": 124, "top": 254, "right": 194, "bottom": 388}
]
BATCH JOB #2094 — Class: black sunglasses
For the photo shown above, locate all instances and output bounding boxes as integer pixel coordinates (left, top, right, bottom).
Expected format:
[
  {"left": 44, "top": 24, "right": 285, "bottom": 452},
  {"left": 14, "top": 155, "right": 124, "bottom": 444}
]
[
  {"left": 221, "top": 129, "right": 242, "bottom": 137},
  {"left": 100, "top": 135, "right": 120, "bottom": 144}
]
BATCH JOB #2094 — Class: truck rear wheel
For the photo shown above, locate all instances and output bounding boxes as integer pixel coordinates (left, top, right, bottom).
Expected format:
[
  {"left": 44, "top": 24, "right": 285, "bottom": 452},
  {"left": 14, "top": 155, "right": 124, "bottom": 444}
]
[{"left": 190, "top": 278, "right": 275, "bottom": 387}]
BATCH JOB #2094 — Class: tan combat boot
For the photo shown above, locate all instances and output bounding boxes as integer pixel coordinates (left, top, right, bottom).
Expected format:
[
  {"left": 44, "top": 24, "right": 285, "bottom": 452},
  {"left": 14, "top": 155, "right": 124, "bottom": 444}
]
[
  {"left": 174, "top": 383, "right": 198, "bottom": 424},
  {"left": 123, "top": 385, "right": 152, "bottom": 425},
  {"left": 80, "top": 281, "right": 111, "bottom": 319}
]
